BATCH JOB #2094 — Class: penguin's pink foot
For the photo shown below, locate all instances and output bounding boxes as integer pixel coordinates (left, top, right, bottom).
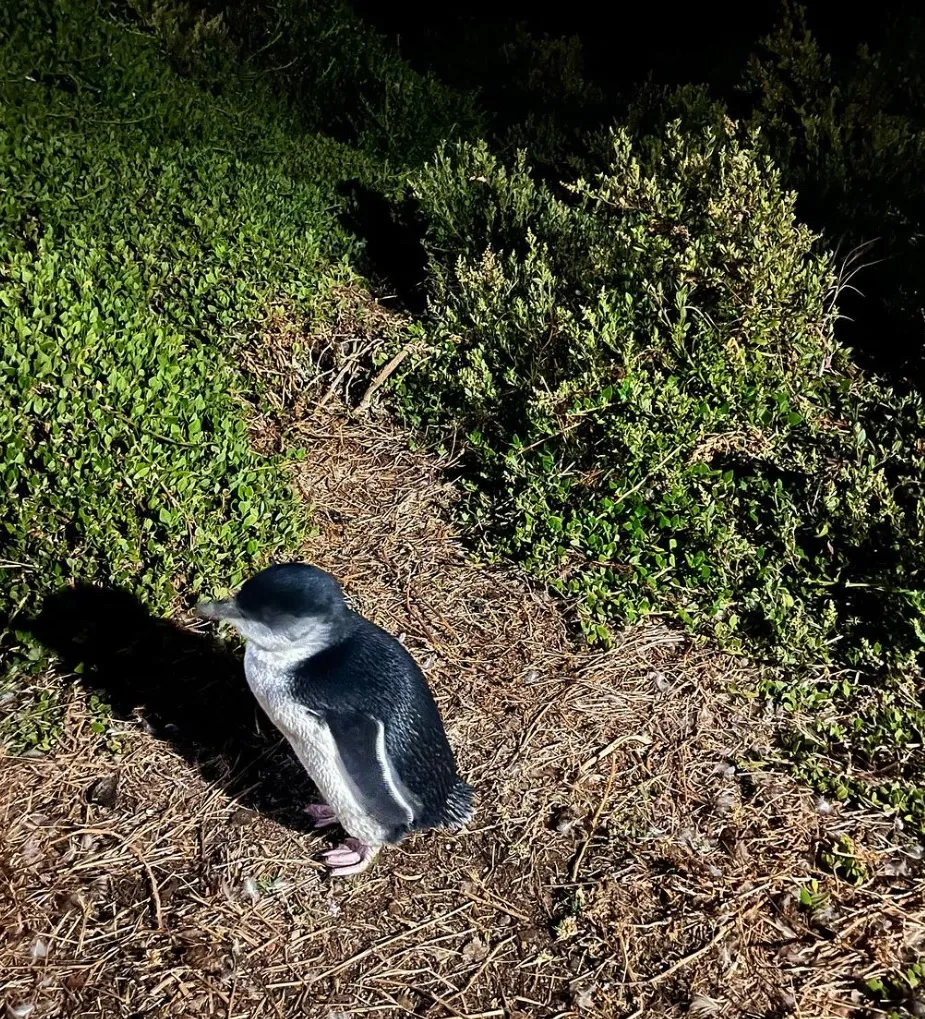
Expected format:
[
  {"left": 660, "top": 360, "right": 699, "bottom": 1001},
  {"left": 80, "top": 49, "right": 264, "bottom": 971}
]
[
  {"left": 321, "top": 837, "right": 378, "bottom": 877},
  {"left": 303, "top": 803, "right": 338, "bottom": 829}
]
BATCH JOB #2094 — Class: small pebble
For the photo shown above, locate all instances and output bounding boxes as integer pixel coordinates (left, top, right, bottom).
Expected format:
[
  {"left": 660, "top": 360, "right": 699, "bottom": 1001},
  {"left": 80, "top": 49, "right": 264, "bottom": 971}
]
[{"left": 650, "top": 670, "right": 669, "bottom": 692}]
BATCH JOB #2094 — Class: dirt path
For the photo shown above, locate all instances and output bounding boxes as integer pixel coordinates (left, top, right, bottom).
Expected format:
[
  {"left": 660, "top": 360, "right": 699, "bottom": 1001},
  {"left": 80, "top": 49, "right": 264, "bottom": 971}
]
[{"left": 2, "top": 407, "right": 921, "bottom": 1019}]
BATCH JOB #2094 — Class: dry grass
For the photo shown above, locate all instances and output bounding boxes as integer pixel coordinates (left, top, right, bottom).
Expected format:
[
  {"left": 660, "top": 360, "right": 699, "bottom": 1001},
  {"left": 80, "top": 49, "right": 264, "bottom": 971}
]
[{"left": 3, "top": 382, "right": 924, "bottom": 1018}]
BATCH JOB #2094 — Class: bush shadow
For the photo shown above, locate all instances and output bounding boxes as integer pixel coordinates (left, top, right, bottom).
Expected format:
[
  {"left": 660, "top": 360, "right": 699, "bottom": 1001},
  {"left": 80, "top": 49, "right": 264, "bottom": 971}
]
[
  {"left": 17, "top": 583, "right": 317, "bottom": 833},
  {"left": 336, "top": 179, "right": 429, "bottom": 314}
]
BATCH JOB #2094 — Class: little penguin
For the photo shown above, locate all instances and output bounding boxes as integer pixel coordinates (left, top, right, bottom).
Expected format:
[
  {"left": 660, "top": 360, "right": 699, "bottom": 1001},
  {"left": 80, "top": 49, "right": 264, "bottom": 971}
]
[{"left": 196, "top": 563, "right": 474, "bottom": 877}]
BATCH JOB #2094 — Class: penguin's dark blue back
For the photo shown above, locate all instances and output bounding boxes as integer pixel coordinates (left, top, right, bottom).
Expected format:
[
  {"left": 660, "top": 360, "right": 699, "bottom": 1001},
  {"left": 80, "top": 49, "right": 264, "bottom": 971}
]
[{"left": 288, "top": 613, "right": 473, "bottom": 836}]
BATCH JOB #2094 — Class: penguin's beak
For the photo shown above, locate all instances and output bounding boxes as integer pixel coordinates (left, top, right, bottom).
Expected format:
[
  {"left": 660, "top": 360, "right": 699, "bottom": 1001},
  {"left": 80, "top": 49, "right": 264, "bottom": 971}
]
[{"left": 195, "top": 598, "right": 239, "bottom": 622}]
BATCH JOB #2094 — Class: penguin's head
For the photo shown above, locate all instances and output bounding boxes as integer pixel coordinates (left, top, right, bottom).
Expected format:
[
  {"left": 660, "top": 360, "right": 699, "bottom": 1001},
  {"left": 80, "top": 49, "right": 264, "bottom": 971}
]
[{"left": 196, "top": 563, "right": 347, "bottom": 653}]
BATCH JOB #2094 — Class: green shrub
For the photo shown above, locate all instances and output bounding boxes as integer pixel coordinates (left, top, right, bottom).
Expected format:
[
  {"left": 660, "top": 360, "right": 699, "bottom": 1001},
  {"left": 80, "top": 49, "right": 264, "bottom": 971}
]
[
  {"left": 0, "top": 0, "right": 373, "bottom": 634},
  {"left": 392, "top": 126, "right": 925, "bottom": 670},
  {"left": 123, "top": 0, "right": 484, "bottom": 169},
  {"left": 741, "top": 5, "right": 925, "bottom": 380},
  {"left": 460, "top": 26, "right": 608, "bottom": 177}
]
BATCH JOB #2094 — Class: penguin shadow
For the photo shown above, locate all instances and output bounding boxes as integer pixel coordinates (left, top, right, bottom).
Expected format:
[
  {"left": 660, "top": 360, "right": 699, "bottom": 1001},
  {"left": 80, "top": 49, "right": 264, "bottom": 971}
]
[
  {"left": 16, "top": 584, "right": 317, "bottom": 834},
  {"left": 335, "top": 179, "right": 429, "bottom": 314}
]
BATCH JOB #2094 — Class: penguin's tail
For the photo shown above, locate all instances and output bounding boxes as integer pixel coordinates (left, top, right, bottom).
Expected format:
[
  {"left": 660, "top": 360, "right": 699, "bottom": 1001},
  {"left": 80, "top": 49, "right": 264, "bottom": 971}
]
[{"left": 442, "top": 778, "right": 475, "bottom": 829}]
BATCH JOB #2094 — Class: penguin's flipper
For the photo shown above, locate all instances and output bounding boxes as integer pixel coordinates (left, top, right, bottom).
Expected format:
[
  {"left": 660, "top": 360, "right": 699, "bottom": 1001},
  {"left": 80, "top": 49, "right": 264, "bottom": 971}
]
[{"left": 325, "top": 712, "right": 420, "bottom": 831}]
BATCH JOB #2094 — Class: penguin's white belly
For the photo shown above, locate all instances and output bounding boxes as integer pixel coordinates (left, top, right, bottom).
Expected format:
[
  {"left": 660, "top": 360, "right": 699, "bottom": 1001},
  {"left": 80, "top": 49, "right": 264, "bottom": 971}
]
[{"left": 243, "top": 646, "right": 389, "bottom": 844}]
